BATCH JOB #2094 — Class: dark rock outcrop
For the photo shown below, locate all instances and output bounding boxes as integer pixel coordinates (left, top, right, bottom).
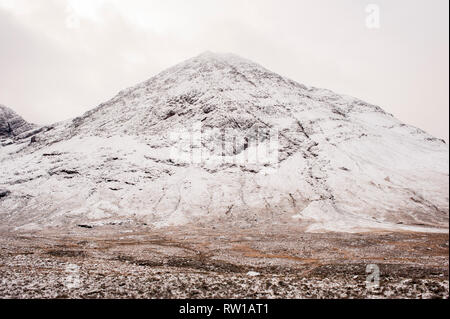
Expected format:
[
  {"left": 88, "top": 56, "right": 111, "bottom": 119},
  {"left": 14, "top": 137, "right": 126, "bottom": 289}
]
[
  {"left": 0, "top": 105, "right": 35, "bottom": 138},
  {"left": 0, "top": 189, "right": 11, "bottom": 199}
]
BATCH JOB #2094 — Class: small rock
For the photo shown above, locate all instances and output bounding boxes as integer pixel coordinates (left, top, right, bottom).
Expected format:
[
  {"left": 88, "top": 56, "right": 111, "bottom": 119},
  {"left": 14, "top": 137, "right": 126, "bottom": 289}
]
[
  {"left": 247, "top": 271, "right": 260, "bottom": 277},
  {"left": 77, "top": 224, "right": 93, "bottom": 229},
  {"left": 0, "top": 189, "right": 11, "bottom": 198}
]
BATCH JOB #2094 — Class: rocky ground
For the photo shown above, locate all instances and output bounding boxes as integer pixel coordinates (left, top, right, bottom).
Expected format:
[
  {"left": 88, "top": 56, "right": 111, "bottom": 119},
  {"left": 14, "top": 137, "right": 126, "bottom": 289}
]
[{"left": 0, "top": 224, "right": 448, "bottom": 299}]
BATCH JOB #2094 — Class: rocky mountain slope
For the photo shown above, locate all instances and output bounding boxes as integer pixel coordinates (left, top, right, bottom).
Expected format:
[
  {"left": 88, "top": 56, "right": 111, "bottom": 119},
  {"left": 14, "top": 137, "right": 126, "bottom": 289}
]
[
  {"left": 0, "top": 105, "right": 35, "bottom": 139},
  {"left": 0, "top": 52, "right": 448, "bottom": 232}
]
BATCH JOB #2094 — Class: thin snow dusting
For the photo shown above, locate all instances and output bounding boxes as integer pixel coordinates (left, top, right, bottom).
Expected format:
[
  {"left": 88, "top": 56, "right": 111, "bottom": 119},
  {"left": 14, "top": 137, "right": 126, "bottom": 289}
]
[{"left": 0, "top": 52, "right": 448, "bottom": 233}]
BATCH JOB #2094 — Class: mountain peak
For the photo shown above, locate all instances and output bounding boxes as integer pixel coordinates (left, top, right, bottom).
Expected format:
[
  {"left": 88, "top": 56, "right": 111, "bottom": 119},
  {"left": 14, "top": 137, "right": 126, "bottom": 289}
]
[
  {"left": 0, "top": 104, "right": 35, "bottom": 138},
  {"left": 64, "top": 52, "right": 315, "bottom": 137},
  {"left": 156, "top": 51, "right": 273, "bottom": 85},
  {"left": 196, "top": 50, "right": 226, "bottom": 58},
  {"left": 194, "top": 51, "right": 249, "bottom": 62}
]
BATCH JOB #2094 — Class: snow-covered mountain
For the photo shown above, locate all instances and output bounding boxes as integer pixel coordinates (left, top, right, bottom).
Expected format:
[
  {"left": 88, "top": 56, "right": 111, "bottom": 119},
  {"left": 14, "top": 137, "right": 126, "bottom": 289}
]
[
  {"left": 0, "top": 52, "right": 448, "bottom": 232},
  {"left": 0, "top": 105, "right": 35, "bottom": 139}
]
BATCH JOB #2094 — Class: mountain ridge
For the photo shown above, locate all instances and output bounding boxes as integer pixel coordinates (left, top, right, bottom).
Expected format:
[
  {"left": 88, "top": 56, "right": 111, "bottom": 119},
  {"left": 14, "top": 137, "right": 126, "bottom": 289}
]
[{"left": 0, "top": 104, "right": 36, "bottom": 139}]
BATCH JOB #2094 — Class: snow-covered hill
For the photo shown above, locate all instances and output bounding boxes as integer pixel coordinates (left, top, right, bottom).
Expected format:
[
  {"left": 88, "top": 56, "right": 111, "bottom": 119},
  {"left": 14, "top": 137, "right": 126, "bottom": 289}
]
[
  {"left": 0, "top": 105, "right": 35, "bottom": 140},
  {"left": 0, "top": 52, "right": 448, "bottom": 232}
]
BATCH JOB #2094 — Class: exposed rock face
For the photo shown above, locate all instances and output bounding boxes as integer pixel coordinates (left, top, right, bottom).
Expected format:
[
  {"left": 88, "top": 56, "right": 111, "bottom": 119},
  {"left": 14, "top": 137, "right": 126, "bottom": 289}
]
[
  {"left": 0, "top": 52, "right": 448, "bottom": 232},
  {"left": 0, "top": 105, "right": 35, "bottom": 138},
  {"left": 0, "top": 189, "right": 10, "bottom": 199}
]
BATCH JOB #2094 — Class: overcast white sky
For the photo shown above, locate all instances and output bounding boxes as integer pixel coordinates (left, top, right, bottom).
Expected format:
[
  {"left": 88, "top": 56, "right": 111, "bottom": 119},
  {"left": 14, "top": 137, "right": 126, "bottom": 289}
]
[{"left": 0, "top": 0, "right": 448, "bottom": 141}]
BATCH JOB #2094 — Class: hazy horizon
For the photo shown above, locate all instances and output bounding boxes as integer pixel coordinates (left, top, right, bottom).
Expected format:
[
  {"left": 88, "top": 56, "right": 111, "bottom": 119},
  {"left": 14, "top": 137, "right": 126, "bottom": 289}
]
[{"left": 0, "top": 0, "right": 448, "bottom": 141}]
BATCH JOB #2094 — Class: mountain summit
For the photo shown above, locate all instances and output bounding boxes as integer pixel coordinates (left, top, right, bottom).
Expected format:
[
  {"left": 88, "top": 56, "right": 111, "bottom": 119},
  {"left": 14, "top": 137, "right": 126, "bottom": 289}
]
[
  {"left": 0, "top": 52, "right": 448, "bottom": 232},
  {"left": 0, "top": 105, "right": 35, "bottom": 139}
]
